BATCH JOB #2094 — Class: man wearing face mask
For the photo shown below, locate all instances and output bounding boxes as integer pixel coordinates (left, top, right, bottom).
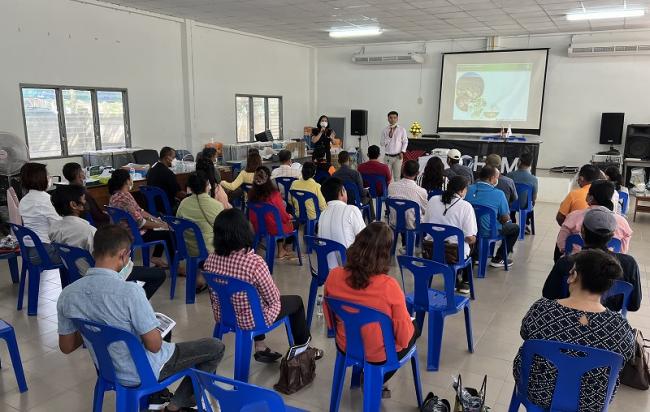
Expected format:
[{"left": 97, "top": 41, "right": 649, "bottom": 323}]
[
  {"left": 57, "top": 225, "right": 225, "bottom": 412},
  {"left": 147, "top": 146, "right": 187, "bottom": 213},
  {"left": 311, "top": 115, "right": 336, "bottom": 164},
  {"left": 465, "top": 165, "right": 520, "bottom": 268},
  {"left": 381, "top": 111, "right": 408, "bottom": 182},
  {"left": 50, "top": 185, "right": 166, "bottom": 299}
]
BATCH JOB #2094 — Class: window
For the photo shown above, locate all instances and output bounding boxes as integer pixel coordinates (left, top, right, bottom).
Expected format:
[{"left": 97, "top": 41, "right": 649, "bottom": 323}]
[
  {"left": 235, "top": 95, "right": 283, "bottom": 142},
  {"left": 20, "top": 85, "right": 130, "bottom": 158}
]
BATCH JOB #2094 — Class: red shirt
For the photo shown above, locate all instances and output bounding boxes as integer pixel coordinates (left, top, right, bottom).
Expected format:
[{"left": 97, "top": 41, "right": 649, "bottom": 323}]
[
  {"left": 358, "top": 160, "right": 392, "bottom": 196},
  {"left": 324, "top": 267, "right": 414, "bottom": 363},
  {"left": 248, "top": 191, "right": 293, "bottom": 236}
]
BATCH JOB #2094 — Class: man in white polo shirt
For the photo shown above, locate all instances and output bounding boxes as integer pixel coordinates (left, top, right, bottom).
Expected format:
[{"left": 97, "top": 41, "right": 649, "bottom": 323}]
[{"left": 318, "top": 177, "right": 366, "bottom": 268}]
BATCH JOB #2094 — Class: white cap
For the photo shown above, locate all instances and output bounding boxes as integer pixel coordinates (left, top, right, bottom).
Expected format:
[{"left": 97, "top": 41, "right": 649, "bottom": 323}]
[{"left": 448, "top": 149, "right": 461, "bottom": 160}]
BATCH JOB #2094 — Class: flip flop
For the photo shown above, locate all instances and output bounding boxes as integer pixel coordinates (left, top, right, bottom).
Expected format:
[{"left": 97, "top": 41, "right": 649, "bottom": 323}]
[
  {"left": 254, "top": 348, "right": 283, "bottom": 363},
  {"left": 195, "top": 284, "right": 208, "bottom": 294}
]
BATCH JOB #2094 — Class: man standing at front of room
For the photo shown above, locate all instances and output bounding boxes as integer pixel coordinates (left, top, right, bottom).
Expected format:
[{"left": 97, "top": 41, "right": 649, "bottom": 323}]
[{"left": 381, "top": 111, "right": 408, "bottom": 182}]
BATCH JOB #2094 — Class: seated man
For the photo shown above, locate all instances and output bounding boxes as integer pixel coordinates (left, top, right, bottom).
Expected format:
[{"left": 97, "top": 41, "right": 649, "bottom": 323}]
[
  {"left": 62, "top": 162, "right": 110, "bottom": 227},
  {"left": 270, "top": 149, "right": 302, "bottom": 181},
  {"left": 465, "top": 165, "right": 519, "bottom": 268},
  {"left": 332, "top": 150, "right": 373, "bottom": 219},
  {"left": 57, "top": 225, "right": 225, "bottom": 412},
  {"left": 318, "top": 177, "right": 366, "bottom": 268},
  {"left": 556, "top": 164, "right": 600, "bottom": 226},
  {"left": 507, "top": 151, "right": 538, "bottom": 233},
  {"left": 485, "top": 154, "right": 518, "bottom": 205},
  {"left": 357, "top": 145, "right": 392, "bottom": 197},
  {"left": 387, "top": 160, "right": 428, "bottom": 232},
  {"left": 556, "top": 180, "right": 632, "bottom": 259},
  {"left": 543, "top": 207, "right": 641, "bottom": 312},
  {"left": 147, "top": 146, "right": 187, "bottom": 213},
  {"left": 289, "top": 161, "right": 327, "bottom": 221},
  {"left": 312, "top": 147, "right": 335, "bottom": 182},
  {"left": 50, "top": 185, "right": 166, "bottom": 300},
  {"left": 443, "top": 149, "right": 474, "bottom": 184}
]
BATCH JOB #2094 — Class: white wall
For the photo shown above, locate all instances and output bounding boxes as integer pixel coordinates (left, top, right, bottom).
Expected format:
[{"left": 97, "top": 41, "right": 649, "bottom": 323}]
[{"left": 316, "top": 34, "right": 650, "bottom": 168}]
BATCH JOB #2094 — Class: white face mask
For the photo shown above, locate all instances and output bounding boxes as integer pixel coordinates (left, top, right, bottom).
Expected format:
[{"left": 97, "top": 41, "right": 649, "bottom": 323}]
[
  {"left": 117, "top": 258, "right": 134, "bottom": 280},
  {"left": 320, "top": 121, "right": 328, "bottom": 128}
]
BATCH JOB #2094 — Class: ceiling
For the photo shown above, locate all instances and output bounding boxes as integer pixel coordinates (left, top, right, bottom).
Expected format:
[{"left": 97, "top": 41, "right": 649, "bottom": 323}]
[{"left": 100, "top": 0, "right": 650, "bottom": 46}]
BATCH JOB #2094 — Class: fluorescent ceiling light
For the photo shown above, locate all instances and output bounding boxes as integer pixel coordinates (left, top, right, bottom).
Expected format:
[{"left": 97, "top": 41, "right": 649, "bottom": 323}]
[
  {"left": 329, "top": 27, "right": 382, "bottom": 38},
  {"left": 566, "top": 8, "right": 645, "bottom": 21}
]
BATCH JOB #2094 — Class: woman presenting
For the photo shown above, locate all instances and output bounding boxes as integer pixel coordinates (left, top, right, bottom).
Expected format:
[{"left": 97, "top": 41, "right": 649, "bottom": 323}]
[{"left": 311, "top": 115, "right": 336, "bottom": 164}]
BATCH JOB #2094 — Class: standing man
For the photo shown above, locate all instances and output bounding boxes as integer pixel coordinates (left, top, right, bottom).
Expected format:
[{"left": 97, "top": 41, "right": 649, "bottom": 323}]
[
  {"left": 147, "top": 147, "right": 187, "bottom": 213},
  {"left": 381, "top": 111, "right": 408, "bottom": 182}
]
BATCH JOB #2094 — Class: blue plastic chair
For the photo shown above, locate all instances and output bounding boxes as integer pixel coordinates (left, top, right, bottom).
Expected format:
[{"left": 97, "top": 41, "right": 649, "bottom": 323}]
[
  {"left": 53, "top": 243, "right": 95, "bottom": 284},
  {"left": 472, "top": 204, "right": 509, "bottom": 278},
  {"left": 386, "top": 198, "right": 421, "bottom": 256},
  {"left": 602, "top": 279, "right": 634, "bottom": 318},
  {"left": 275, "top": 177, "right": 298, "bottom": 215},
  {"left": 361, "top": 173, "right": 388, "bottom": 221},
  {"left": 0, "top": 320, "right": 28, "bottom": 393},
  {"left": 289, "top": 189, "right": 322, "bottom": 253},
  {"left": 397, "top": 256, "right": 473, "bottom": 371},
  {"left": 192, "top": 369, "right": 308, "bottom": 412},
  {"left": 226, "top": 160, "right": 243, "bottom": 178},
  {"left": 248, "top": 202, "right": 303, "bottom": 275},
  {"left": 342, "top": 180, "right": 371, "bottom": 222},
  {"left": 71, "top": 318, "right": 198, "bottom": 412},
  {"left": 240, "top": 183, "right": 253, "bottom": 213},
  {"left": 105, "top": 207, "right": 174, "bottom": 279},
  {"left": 419, "top": 223, "right": 475, "bottom": 300},
  {"left": 509, "top": 339, "right": 624, "bottom": 412},
  {"left": 139, "top": 185, "right": 172, "bottom": 217},
  {"left": 10, "top": 223, "right": 68, "bottom": 316},
  {"left": 161, "top": 216, "right": 208, "bottom": 304},
  {"left": 315, "top": 169, "right": 331, "bottom": 184},
  {"left": 427, "top": 189, "right": 443, "bottom": 200},
  {"left": 204, "top": 273, "right": 294, "bottom": 383},
  {"left": 618, "top": 190, "right": 629, "bottom": 215},
  {"left": 304, "top": 235, "right": 346, "bottom": 336},
  {"left": 511, "top": 183, "right": 535, "bottom": 240},
  {"left": 564, "top": 234, "right": 621, "bottom": 256},
  {"left": 82, "top": 211, "right": 97, "bottom": 227},
  {"left": 0, "top": 251, "right": 20, "bottom": 284},
  {"left": 325, "top": 297, "right": 423, "bottom": 412}
]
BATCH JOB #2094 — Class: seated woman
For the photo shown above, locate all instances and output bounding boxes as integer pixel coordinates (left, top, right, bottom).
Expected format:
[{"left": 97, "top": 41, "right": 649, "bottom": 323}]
[
  {"left": 289, "top": 162, "right": 327, "bottom": 221},
  {"left": 202, "top": 209, "right": 323, "bottom": 363},
  {"left": 247, "top": 166, "right": 297, "bottom": 260},
  {"left": 605, "top": 165, "right": 628, "bottom": 215},
  {"left": 513, "top": 249, "right": 634, "bottom": 411},
  {"left": 176, "top": 172, "right": 225, "bottom": 293},
  {"left": 107, "top": 169, "right": 177, "bottom": 271},
  {"left": 418, "top": 156, "right": 447, "bottom": 192},
  {"left": 18, "top": 163, "right": 62, "bottom": 264},
  {"left": 324, "top": 222, "right": 419, "bottom": 396},
  {"left": 195, "top": 149, "right": 231, "bottom": 210},
  {"left": 220, "top": 150, "right": 261, "bottom": 202}
]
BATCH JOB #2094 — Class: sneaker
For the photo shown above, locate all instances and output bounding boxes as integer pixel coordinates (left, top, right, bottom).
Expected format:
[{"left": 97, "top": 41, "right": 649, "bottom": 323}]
[
  {"left": 149, "top": 388, "right": 173, "bottom": 410},
  {"left": 455, "top": 282, "right": 470, "bottom": 295},
  {"left": 489, "top": 257, "right": 514, "bottom": 268},
  {"left": 525, "top": 225, "right": 532, "bottom": 235},
  {"left": 398, "top": 246, "right": 406, "bottom": 255}
]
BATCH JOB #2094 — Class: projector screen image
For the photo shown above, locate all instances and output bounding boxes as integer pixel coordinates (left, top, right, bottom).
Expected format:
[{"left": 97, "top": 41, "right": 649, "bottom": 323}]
[{"left": 438, "top": 49, "right": 549, "bottom": 134}]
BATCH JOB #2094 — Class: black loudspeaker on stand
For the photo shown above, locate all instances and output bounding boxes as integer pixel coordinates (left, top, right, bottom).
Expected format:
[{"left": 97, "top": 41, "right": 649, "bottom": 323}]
[
  {"left": 351, "top": 109, "right": 368, "bottom": 164},
  {"left": 624, "top": 124, "right": 650, "bottom": 159}
]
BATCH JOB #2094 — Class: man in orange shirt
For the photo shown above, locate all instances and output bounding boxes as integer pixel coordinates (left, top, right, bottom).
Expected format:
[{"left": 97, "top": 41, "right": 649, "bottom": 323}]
[{"left": 555, "top": 164, "right": 600, "bottom": 226}]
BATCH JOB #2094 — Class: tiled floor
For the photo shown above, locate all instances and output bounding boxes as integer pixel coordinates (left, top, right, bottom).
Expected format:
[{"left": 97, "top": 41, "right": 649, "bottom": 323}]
[{"left": 0, "top": 201, "right": 648, "bottom": 411}]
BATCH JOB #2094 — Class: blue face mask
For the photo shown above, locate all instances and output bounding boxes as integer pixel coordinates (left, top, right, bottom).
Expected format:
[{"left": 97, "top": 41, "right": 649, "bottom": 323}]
[{"left": 118, "top": 258, "right": 134, "bottom": 280}]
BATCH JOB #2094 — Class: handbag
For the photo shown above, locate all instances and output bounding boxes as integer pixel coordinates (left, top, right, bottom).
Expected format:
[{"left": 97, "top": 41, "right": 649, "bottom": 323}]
[
  {"left": 273, "top": 347, "right": 317, "bottom": 395},
  {"left": 421, "top": 391, "right": 451, "bottom": 412},
  {"left": 421, "top": 239, "right": 459, "bottom": 264},
  {"left": 621, "top": 329, "right": 650, "bottom": 390},
  {"left": 453, "top": 374, "right": 489, "bottom": 412}
]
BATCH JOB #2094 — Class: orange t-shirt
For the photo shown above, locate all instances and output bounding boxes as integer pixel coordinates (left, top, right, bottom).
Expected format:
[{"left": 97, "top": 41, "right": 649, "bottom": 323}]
[
  {"left": 558, "top": 184, "right": 590, "bottom": 216},
  {"left": 323, "top": 267, "right": 415, "bottom": 363}
]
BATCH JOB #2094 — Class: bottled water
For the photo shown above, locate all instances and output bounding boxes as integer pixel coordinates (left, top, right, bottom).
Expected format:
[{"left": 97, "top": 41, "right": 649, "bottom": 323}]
[
  {"left": 316, "top": 294, "right": 323, "bottom": 317},
  {"left": 129, "top": 167, "right": 135, "bottom": 182}
]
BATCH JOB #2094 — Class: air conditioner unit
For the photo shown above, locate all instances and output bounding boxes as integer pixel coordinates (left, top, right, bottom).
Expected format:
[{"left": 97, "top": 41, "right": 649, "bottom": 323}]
[
  {"left": 351, "top": 53, "right": 425, "bottom": 65},
  {"left": 568, "top": 41, "right": 650, "bottom": 57}
]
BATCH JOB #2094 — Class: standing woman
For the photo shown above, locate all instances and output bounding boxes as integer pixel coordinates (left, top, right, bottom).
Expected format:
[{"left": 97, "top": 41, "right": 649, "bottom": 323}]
[
  {"left": 418, "top": 156, "right": 447, "bottom": 192},
  {"left": 311, "top": 115, "right": 336, "bottom": 164}
]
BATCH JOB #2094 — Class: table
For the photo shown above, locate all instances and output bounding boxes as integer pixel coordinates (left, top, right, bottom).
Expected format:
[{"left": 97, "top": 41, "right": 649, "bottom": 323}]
[
  {"left": 633, "top": 192, "right": 650, "bottom": 222},
  {"left": 623, "top": 158, "right": 650, "bottom": 188},
  {"left": 406, "top": 135, "right": 542, "bottom": 174}
]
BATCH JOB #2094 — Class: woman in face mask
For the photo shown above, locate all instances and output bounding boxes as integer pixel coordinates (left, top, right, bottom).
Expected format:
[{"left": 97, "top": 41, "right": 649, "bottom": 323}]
[
  {"left": 108, "top": 169, "right": 177, "bottom": 270},
  {"left": 311, "top": 115, "right": 336, "bottom": 164}
]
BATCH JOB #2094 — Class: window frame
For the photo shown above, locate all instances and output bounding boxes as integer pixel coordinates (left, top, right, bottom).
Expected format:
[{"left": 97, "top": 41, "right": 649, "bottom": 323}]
[
  {"left": 235, "top": 94, "right": 283, "bottom": 143},
  {"left": 19, "top": 83, "right": 131, "bottom": 159}
]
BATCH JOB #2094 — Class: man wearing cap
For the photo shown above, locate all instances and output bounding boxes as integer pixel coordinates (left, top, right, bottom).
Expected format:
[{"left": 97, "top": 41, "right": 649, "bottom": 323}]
[
  {"left": 543, "top": 206, "right": 641, "bottom": 312},
  {"left": 485, "top": 154, "right": 518, "bottom": 205},
  {"left": 555, "top": 180, "right": 632, "bottom": 260},
  {"left": 381, "top": 111, "right": 408, "bottom": 182},
  {"left": 444, "top": 149, "right": 474, "bottom": 184}
]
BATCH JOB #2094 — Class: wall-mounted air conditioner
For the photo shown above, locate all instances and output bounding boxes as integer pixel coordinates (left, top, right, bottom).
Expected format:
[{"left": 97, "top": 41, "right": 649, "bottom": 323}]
[
  {"left": 568, "top": 41, "right": 650, "bottom": 57},
  {"left": 351, "top": 53, "right": 425, "bottom": 65}
]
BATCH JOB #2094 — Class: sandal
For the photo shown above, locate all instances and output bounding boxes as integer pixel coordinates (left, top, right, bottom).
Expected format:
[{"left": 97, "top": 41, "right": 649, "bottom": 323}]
[
  {"left": 195, "top": 284, "right": 208, "bottom": 294},
  {"left": 311, "top": 347, "right": 324, "bottom": 360},
  {"left": 254, "top": 348, "right": 283, "bottom": 363}
]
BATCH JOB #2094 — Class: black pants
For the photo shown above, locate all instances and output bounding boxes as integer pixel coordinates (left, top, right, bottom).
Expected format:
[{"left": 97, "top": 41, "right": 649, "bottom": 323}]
[
  {"left": 553, "top": 244, "right": 563, "bottom": 263},
  {"left": 254, "top": 295, "right": 310, "bottom": 346},
  {"left": 126, "top": 266, "right": 166, "bottom": 299},
  {"left": 510, "top": 210, "right": 534, "bottom": 226},
  {"left": 495, "top": 222, "right": 519, "bottom": 257},
  {"left": 142, "top": 230, "right": 175, "bottom": 260}
]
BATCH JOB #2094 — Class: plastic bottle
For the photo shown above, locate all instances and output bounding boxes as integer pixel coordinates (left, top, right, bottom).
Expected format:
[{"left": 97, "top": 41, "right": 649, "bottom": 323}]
[
  {"left": 316, "top": 294, "right": 323, "bottom": 317},
  {"left": 129, "top": 166, "right": 135, "bottom": 182}
]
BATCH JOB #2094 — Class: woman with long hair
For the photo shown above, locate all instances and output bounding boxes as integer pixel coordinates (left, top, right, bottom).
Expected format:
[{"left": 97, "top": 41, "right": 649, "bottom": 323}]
[
  {"left": 196, "top": 155, "right": 230, "bottom": 209},
  {"left": 604, "top": 165, "right": 627, "bottom": 215},
  {"left": 247, "top": 166, "right": 296, "bottom": 260},
  {"left": 418, "top": 156, "right": 447, "bottom": 192},
  {"left": 311, "top": 115, "right": 336, "bottom": 164},
  {"left": 221, "top": 150, "right": 262, "bottom": 201},
  {"left": 324, "top": 222, "right": 418, "bottom": 396}
]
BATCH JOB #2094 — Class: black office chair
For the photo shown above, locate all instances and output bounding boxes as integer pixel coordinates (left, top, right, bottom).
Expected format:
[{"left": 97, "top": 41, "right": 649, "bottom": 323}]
[{"left": 132, "top": 149, "right": 159, "bottom": 166}]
